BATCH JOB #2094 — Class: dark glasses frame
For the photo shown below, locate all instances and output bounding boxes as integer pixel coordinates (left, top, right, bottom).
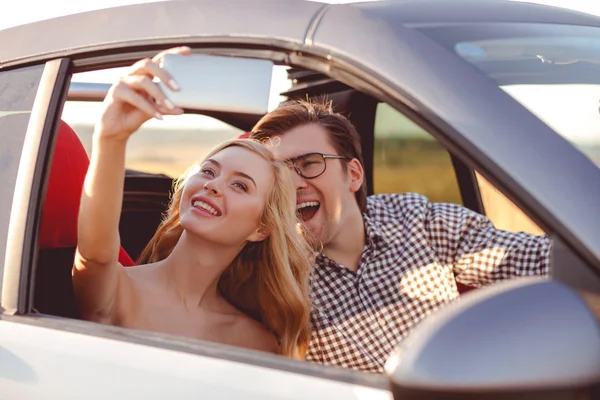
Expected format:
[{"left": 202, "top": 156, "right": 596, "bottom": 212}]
[{"left": 286, "top": 152, "right": 349, "bottom": 179}]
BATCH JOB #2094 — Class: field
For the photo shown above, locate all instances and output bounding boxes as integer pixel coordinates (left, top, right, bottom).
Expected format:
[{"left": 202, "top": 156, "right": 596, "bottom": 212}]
[
  {"left": 69, "top": 122, "right": 600, "bottom": 235},
  {"left": 373, "top": 137, "right": 462, "bottom": 204},
  {"left": 71, "top": 123, "right": 463, "bottom": 202}
]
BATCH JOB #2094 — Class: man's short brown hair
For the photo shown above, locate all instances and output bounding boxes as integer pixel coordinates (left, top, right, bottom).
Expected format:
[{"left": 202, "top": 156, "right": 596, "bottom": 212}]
[{"left": 250, "top": 100, "right": 367, "bottom": 212}]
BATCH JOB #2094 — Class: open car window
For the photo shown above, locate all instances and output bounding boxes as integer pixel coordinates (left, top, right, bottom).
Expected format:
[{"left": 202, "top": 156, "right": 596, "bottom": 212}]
[
  {"left": 63, "top": 65, "right": 292, "bottom": 177},
  {"left": 373, "top": 103, "right": 462, "bottom": 204},
  {"left": 374, "top": 98, "right": 544, "bottom": 234},
  {"left": 62, "top": 101, "right": 245, "bottom": 177}
]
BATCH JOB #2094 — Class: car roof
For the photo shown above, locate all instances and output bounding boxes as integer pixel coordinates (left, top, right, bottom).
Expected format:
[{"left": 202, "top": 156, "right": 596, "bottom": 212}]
[
  {"left": 353, "top": 0, "right": 600, "bottom": 25},
  {"left": 1, "top": 0, "right": 600, "bottom": 67}
]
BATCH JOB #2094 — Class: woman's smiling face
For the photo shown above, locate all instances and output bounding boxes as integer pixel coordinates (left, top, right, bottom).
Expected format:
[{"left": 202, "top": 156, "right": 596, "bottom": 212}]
[{"left": 179, "top": 145, "right": 275, "bottom": 246}]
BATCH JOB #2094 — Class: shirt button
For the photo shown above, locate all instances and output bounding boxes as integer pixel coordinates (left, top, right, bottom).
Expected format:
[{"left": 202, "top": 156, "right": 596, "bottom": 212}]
[{"left": 378, "top": 318, "right": 387, "bottom": 326}]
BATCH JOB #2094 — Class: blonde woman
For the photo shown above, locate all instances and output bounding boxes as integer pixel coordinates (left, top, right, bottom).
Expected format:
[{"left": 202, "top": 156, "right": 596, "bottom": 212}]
[{"left": 73, "top": 47, "right": 313, "bottom": 358}]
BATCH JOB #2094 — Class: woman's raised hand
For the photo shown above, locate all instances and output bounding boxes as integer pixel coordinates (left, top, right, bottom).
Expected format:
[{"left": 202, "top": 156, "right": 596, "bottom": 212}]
[{"left": 95, "top": 46, "right": 191, "bottom": 142}]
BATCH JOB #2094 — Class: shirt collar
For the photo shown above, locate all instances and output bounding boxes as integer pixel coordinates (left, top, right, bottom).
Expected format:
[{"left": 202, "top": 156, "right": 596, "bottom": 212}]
[
  {"left": 314, "top": 213, "right": 388, "bottom": 265},
  {"left": 363, "top": 213, "right": 387, "bottom": 246}
]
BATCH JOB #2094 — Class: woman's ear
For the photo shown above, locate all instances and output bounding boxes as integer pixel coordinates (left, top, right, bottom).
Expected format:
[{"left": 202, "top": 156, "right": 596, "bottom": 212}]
[
  {"left": 248, "top": 225, "right": 271, "bottom": 243},
  {"left": 347, "top": 158, "right": 364, "bottom": 193}
]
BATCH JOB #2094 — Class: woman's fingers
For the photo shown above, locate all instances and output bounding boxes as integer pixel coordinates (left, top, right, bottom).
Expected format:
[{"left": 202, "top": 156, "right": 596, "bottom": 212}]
[
  {"left": 152, "top": 46, "right": 192, "bottom": 89},
  {"left": 127, "top": 75, "right": 175, "bottom": 110},
  {"left": 128, "top": 47, "right": 191, "bottom": 90},
  {"left": 152, "top": 46, "right": 192, "bottom": 63},
  {"left": 112, "top": 80, "right": 163, "bottom": 120},
  {"left": 122, "top": 75, "right": 184, "bottom": 115},
  {"left": 111, "top": 46, "right": 193, "bottom": 119},
  {"left": 156, "top": 102, "right": 184, "bottom": 116},
  {"left": 128, "top": 57, "right": 179, "bottom": 92}
]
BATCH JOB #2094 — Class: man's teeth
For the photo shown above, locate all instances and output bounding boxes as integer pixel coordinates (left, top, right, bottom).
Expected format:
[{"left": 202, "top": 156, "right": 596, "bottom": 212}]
[
  {"left": 296, "top": 201, "right": 320, "bottom": 210},
  {"left": 193, "top": 200, "right": 219, "bottom": 216}
]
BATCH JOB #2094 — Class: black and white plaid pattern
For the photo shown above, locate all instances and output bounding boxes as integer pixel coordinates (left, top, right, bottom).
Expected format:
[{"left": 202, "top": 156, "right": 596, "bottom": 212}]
[{"left": 305, "top": 193, "right": 551, "bottom": 373}]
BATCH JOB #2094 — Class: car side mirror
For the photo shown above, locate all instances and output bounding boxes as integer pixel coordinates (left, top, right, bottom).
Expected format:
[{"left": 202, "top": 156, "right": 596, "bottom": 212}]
[{"left": 385, "top": 278, "right": 600, "bottom": 399}]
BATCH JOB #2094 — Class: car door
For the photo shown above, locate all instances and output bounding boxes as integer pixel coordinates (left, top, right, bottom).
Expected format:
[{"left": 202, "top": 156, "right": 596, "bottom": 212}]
[
  {"left": 0, "top": 62, "right": 392, "bottom": 400},
  {"left": 0, "top": 2, "right": 388, "bottom": 396},
  {"left": 0, "top": 48, "right": 391, "bottom": 400}
]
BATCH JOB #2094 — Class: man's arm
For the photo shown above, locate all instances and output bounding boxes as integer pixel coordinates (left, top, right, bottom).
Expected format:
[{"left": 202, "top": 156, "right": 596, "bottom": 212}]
[{"left": 424, "top": 202, "right": 551, "bottom": 287}]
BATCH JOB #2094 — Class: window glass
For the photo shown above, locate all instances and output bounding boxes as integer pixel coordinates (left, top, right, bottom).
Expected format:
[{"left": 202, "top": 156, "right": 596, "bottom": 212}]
[
  {"left": 373, "top": 103, "right": 462, "bottom": 204},
  {"left": 0, "top": 65, "right": 45, "bottom": 296}
]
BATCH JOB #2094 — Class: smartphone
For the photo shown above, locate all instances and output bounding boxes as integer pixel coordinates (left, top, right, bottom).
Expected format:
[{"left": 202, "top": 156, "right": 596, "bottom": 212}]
[{"left": 157, "top": 53, "right": 273, "bottom": 115}]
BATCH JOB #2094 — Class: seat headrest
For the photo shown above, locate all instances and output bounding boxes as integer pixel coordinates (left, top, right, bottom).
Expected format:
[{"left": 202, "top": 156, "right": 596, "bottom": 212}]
[
  {"left": 39, "top": 121, "right": 135, "bottom": 266},
  {"left": 39, "top": 121, "right": 89, "bottom": 249}
]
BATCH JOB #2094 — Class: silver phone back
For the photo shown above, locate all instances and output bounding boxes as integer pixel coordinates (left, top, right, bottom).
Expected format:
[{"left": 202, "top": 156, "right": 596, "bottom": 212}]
[{"left": 158, "top": 53, "right": 273, "bottom": 115}]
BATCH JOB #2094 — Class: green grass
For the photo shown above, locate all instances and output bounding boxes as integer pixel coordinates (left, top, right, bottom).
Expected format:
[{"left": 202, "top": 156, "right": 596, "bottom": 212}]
[{"left": 373, "top": 138, "right": 462, "bottom": 204}]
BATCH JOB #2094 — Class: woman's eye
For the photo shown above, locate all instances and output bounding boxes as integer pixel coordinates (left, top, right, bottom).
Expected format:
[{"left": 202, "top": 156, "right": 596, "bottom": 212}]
[
  {"left": 233, "top": 182, "right": 248, "bottom": 192},
  {"left": 201, "top": 168, "right": 215, "bottom": 177}
]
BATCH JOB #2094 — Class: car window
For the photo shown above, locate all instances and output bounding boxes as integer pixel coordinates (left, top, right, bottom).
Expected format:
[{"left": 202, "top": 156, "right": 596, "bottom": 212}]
[
  {"left": 62, "top": 101, "right": 245, "bottom": 178},
  {"left": 63, "top": 64, "right": 291, "bottom": 178},
  {"left": 0, "top": 65, "right": 45, "bottom": 297},
  {"left": 373, "top": 103, "right": 462, "bottom": 204},
  {"left": 373, "top": 103, "right": 543, "bottom": 234}
]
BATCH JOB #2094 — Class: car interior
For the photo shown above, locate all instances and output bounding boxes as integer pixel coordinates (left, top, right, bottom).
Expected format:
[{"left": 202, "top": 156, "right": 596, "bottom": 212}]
[{"left": 33, "top": 58, "right": 546, "bottom": 342}]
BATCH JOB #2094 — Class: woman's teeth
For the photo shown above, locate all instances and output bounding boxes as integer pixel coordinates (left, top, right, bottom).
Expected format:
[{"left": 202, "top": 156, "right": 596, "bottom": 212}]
[{"left": 193, "top": 200, "right": 220, "bottom": 216}]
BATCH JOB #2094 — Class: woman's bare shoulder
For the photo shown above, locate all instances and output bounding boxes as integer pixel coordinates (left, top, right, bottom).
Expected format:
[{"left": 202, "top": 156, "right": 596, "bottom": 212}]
[
  {"left": 123, "top": 262, "right": 166, "bottom": 292},
  {"left": 230, "top": 312, "right": 280, "bottom": 354}
]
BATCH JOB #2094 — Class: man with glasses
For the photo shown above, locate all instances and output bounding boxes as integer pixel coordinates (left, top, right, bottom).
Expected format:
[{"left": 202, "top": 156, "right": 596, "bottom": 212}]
[{"left": 250, "top": 100, "right": 551, "bottom": 373}]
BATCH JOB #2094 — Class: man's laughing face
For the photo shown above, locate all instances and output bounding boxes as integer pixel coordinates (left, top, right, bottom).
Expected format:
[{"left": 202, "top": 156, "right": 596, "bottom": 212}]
[{"left": 265, "top": 124, "right": 362, "bottom": 248}]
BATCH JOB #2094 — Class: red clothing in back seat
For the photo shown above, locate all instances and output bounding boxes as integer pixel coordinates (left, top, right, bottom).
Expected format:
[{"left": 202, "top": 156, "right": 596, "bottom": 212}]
[{"left": 39, "top": 121, "right": 135, "bottom": 266}]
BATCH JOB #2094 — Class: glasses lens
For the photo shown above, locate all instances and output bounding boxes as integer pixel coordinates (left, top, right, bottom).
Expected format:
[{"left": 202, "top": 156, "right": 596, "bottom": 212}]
[{"left": 295, "top": 153, "right": 325, "bottom": 178}]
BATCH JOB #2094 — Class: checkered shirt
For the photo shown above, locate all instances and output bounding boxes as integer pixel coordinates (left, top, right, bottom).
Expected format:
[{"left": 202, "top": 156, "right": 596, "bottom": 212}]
[{"left": 305, "top": 193, "right": 551, "bottom": 373}]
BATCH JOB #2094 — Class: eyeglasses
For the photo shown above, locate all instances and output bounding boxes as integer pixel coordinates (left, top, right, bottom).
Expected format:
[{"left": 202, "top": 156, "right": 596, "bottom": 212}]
[{"left": 285, "top": 152, "right": 348, "bottom": 179}]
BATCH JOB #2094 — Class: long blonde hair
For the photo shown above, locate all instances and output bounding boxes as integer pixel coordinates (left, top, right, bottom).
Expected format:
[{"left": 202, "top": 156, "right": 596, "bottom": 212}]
[{"left": 138, "top": 139, "right": 313, "bottom": 358}]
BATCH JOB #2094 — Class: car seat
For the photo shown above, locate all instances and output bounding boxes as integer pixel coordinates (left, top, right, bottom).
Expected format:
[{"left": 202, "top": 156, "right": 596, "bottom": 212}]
[
  {"left": 35, "top": 120, "right": 135, "bottom": 318},
  {"left": 119, "top": 169, "right": 173, "bottom": 261}
]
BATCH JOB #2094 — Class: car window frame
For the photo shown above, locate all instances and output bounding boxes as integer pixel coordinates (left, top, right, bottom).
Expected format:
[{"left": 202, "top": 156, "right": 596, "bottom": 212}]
[
  {"left": 2, "top": 46, "right": 392, "bottom": 390},
  {"left": 0, "top": 65, "right": 47, "bottom": 300},
  {"left": 1, "top": 59, "right": 70, "bottom": 314}
]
